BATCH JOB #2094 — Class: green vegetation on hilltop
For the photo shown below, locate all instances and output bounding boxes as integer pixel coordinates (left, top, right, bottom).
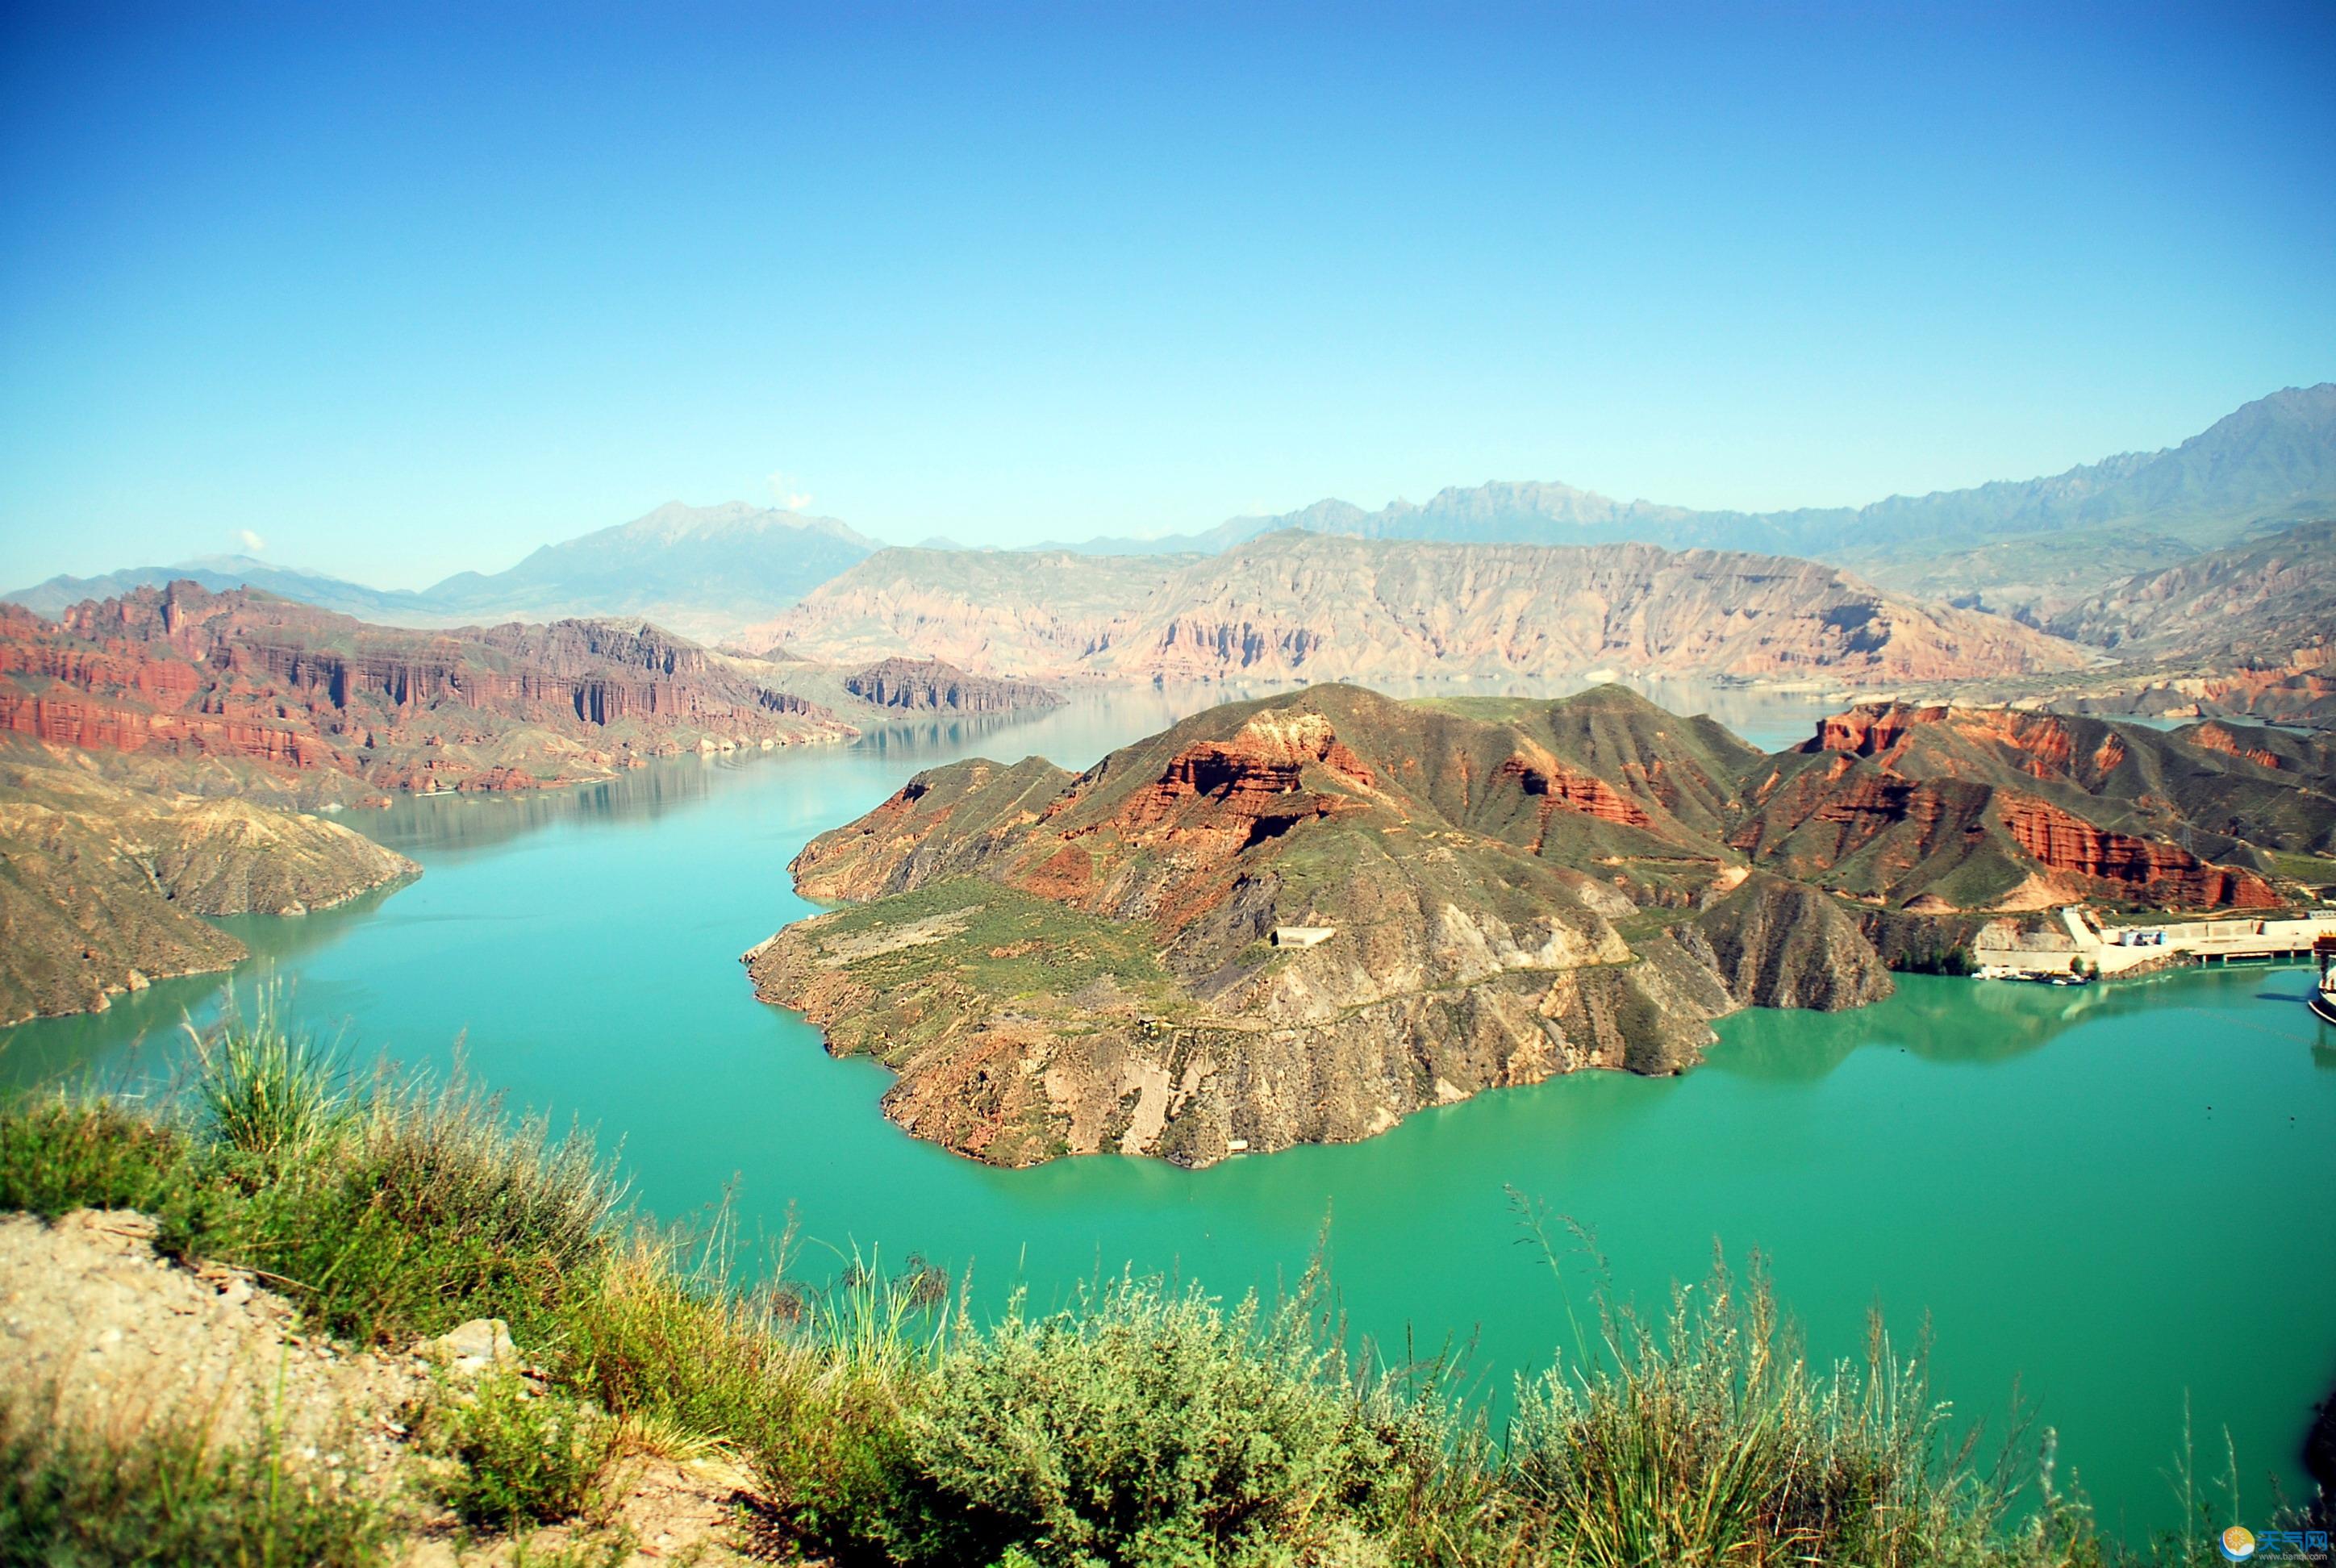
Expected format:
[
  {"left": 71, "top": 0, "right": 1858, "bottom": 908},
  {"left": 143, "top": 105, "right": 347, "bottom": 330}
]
[{"left": 812, "top": 878, "right": 1174, "bottom": 1003}]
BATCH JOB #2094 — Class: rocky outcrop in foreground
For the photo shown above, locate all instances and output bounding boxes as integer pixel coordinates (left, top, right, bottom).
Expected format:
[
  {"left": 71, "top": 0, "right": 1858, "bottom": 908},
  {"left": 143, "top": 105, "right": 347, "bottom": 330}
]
[
  {"left": 754, "top": 531, "right": 2091, "bottom": 686},
  {"left": 0, "top": 1209, "right": 757, "bottom": 1566},
  {"left": 0, "top": 749, "right": 418, "bottom": 1023},
  {"left": 747, "top": 685, "right": 2324, "bottom": 1168}
]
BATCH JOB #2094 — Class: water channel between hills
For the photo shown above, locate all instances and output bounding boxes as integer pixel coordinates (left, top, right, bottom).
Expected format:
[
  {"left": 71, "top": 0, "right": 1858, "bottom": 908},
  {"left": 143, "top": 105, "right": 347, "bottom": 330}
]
[{"left": 6, "top": 677, "right": 2332, "bottom": 1538}]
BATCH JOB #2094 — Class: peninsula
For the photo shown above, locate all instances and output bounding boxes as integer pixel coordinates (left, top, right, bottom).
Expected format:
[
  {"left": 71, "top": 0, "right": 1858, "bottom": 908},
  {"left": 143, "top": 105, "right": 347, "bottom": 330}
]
[{"left": 746, "top": 685, "right": 2329, "bottom": 1166}]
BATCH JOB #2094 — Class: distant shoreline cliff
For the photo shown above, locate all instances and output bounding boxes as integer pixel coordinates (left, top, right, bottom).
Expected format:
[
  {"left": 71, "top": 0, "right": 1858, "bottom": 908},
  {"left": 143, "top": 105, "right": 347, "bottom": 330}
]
[{"left": 751, "top": 532, "right": 2093, "bottom": 688}]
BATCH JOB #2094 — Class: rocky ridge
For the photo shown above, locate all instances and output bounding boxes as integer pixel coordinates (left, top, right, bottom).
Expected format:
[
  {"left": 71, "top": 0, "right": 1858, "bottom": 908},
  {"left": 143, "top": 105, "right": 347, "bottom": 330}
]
[
  {"left": 2037, "top": 518, "right": 2334, "bottom": 661},
  {"left": 745, "top": 686, "right": 2323, "bottom": 1168},
  {"left": 840, "top": 657, "right": 1065, "bottom": 714},
  {"left": 757, "top": 531, "right": 2092, "bottom": 687}
]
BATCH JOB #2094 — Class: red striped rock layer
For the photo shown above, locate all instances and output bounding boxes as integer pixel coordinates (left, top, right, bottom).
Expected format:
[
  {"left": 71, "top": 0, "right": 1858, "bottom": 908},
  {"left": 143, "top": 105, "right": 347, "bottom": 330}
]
[{"left": 1, "top": 585, "right": 845, "bottom": 798}]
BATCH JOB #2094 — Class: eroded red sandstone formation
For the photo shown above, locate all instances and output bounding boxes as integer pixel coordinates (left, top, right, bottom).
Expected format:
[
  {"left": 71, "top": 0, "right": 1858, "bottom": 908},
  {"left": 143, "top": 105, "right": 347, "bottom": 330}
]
[
  {"left": 0, "top": 585, "right": 849, "bottom": 799},
  {"left": 1993, "top": 793, "right": 2276, "bottom": 907},
  {"left": 841, "top": 657, "right": 1064, "bottom": 715},
  {"left": 1775, "top": 701, "right": 2288, "bottom": 909},
  {"left": 1805, "top": 704, "right": 2131, "bottom": 789},
  {"left": 1104, "top": 714, "right": 1377, "bottom": 832},
  {"left": 1499, "top": 751, "right": 1654, "bottom": 831},
  {"left": 2187, "top": 721, "right": 2288, "bottom": 771}
]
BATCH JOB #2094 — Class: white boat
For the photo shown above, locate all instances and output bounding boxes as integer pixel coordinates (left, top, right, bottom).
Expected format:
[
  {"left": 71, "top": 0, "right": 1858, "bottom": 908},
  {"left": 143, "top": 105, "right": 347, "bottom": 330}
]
[{"left": 2313, "top": 936, "right": 2336, "bottom": 1026}]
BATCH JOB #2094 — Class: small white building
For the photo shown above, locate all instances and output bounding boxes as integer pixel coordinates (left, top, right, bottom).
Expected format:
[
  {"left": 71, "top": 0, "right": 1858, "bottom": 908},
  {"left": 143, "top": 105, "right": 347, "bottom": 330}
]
[{"left": 1271, "top": 926, "right": 1337, "bottom": 949}]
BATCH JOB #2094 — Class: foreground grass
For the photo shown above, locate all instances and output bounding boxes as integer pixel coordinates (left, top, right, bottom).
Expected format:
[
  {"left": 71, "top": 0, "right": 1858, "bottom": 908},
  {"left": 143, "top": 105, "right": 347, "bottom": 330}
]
[
  {"left": 0, "top": 1389, "right": 387, "bottom": 1568},
  {"left": 0, "top": 999, "right": 2302, "bottom": 1566}
]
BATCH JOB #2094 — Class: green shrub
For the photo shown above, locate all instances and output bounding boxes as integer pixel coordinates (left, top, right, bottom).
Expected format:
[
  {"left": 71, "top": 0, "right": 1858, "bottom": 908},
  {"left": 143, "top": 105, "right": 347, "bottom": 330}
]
[
  {"left": 561, "top": 1235, "right": 808, "bottom": 1456},
  {"left": 195, "top": 1070, "right": 623, "bottom": 1348},
  {"left": 419, "top": 1370, "right": 618, "bottom": 1530},
  {"left": 882, "top": 1274, "right": 1434, "bottom": 1568},
  {"left": 0, "top": 1094, "right": 190, "bottom": 1219},
  {"left": 742, "top": 1252, "right": 951, "bottom": 1560},
  {"left": 0, "top": 1390, "right": 386, "bottom": 1568},
  {"left": 1, "top": 1058, "right": 621, "bottom": 1350}
]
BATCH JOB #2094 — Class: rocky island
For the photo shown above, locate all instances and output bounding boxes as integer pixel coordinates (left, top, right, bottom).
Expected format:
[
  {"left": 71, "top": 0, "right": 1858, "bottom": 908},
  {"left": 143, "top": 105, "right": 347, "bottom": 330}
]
[{"left": 746, "top": 684, "right": 2330, "bottom": 1167}]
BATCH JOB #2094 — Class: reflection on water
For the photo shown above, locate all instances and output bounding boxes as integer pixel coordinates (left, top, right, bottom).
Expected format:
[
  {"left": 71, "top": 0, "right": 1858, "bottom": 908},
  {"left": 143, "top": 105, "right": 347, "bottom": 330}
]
[
  {"left": 1712, "top": 961, "right": 2336, "bottom": 1080},
  {"left": 363, "top": 759, "right": 754, "bottom": 861}
]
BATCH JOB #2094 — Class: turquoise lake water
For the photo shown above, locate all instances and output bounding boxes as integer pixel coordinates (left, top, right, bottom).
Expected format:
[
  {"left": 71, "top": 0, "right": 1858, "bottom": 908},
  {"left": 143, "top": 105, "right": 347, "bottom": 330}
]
[{"left": 4, "top": 680, "right": 2331, "bottom": 1539}]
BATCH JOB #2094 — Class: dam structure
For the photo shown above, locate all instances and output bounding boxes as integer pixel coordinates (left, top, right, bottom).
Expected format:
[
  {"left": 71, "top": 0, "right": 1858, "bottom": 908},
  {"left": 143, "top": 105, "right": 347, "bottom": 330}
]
[{"left": 1975, "top": 907, "right": 2336, "bottom": 982}]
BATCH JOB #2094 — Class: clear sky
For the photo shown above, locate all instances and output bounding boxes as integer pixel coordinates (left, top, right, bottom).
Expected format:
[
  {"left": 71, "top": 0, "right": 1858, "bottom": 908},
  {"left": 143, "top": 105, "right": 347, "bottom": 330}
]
[{"left": 2, "top": 1, "right": 2332, "bottom": 590}]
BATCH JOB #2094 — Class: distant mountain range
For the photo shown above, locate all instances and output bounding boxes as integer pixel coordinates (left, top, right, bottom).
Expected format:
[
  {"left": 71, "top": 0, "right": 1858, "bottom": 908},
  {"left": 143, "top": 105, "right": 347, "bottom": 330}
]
[
  {"left": 6, "top": 502, "right": 881, "bottom": 641},
  {"left": 417, "top": 501, "right": 879, "bottom": 637},
  {"left": 10, "top": 386, "right": 2330, "bottom": 644},
  {"left": 1040, "top": 385, "right": 2336, "bottom": 610},
  {"left": 5, "top": 555, "right": 440, "bottom": 624},
  {"left": 760, "top": 529, "right": 2090, "bottom": 686},
  {"left": 2039, "top": 518, "right": 2335, "bottom": 661}
]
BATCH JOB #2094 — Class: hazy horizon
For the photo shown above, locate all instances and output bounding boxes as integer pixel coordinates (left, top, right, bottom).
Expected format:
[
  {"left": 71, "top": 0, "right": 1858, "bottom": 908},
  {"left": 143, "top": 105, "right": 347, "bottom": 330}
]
[{"left": 4, "top": 3, "right": 2333, "bottom": 590}]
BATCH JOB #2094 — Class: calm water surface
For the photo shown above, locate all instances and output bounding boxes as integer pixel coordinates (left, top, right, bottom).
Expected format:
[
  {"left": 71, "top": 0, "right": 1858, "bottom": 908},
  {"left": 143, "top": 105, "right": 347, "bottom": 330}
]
[{"left": 6, "top": 679, "right": 2331, "bottom": 1538}]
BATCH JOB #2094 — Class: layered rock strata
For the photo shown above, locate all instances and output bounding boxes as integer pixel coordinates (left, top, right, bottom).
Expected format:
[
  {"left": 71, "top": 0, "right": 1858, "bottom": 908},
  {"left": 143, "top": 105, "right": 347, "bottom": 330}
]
[
  {"left": 0, "top": 584, "right": 857, "bottom": 804},
  {"left": 756, "top": 531, "right": 2092, "bottom": 686}
]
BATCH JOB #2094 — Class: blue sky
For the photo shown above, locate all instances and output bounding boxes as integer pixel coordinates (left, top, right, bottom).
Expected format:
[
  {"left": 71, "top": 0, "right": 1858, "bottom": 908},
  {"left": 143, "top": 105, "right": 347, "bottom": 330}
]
[{"left": 2, "top": 1, "right": 2332, "bottom": 590}]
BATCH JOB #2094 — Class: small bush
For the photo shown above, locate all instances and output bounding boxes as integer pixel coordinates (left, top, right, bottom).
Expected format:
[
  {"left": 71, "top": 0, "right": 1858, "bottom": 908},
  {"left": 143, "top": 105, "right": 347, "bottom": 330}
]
[
  {"left": 0, "top": 1391, "right": 386, "bottom": 1568},
  {"left": 561, "top": 1236, "right": 807, "bottom": 1457},
  {"left": 197, "top": 1070, "right": 624, "bottom": 1348},
  {"left": 882, "top": 1274, "right": 1434, "bottom": 1568},
  {"left": 745, "top": 1253, "right": 950, "bottom": 1559},
  {"left": 0, "top": 1095, "right": 190, "bottom": 1220},
  {"left": 1504, "top": 1252, "right": 2101, "bottom": 1568},
  {"left": 419, "top": 1370, "right": 618, "bottom": 1530},
  {"left": 190, "top": 986, "right": 352, "bottom": 1160}
]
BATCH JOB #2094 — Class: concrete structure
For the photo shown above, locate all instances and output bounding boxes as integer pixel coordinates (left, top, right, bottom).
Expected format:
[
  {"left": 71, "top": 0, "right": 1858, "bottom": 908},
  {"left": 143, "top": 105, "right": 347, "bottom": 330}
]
[
  {"left": 1270, "top": 926, "right": 1337, "bottom": 949},
  {"left": 1974, "top": 907, "right": 2336, "bottom": 980}
]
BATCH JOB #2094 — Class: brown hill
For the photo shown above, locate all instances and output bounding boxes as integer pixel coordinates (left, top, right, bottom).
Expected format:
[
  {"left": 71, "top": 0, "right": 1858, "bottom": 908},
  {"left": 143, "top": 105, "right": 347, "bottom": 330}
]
[
  {"left": 757, "top": 532, "right": 2090, "bottom": 686},
  {"left": 2038, "top": 519, "right": 2335, "bottom": 662},
  {"left": 1733, "top": 704, "right": 2329, "bottom": 911},
  {"left": 749, "top": 685, "right": 1889, "bottom": 1167},
  {"left": 0, "top": 749, "right": 418, "bottom": 1024},
  {"left": 0, "top": 583, "right": 858, "bottom": 806}
]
